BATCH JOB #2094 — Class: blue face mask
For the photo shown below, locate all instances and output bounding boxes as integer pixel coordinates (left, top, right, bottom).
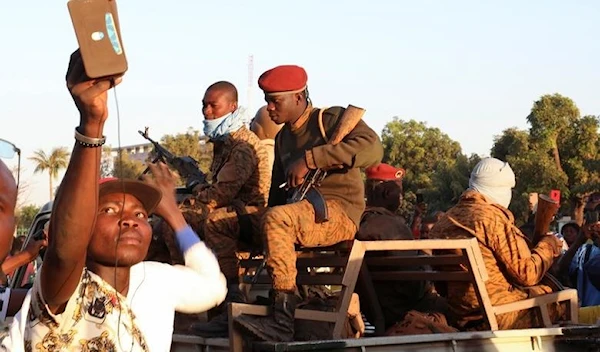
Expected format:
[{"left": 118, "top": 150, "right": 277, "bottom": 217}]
[
  {"left": 203, "top": 112, "right": 232, "bottom": 140},
  {"left": 202, "top": 107, "right": 252, "bottom": 140}
]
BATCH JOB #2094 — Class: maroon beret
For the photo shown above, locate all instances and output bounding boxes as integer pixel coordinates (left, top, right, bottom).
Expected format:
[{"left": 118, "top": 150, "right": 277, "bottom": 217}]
[
  {"left": 365, "top": 163, "right": 405, "bottom": 181},
  {"left": 258, "top": 65, "right": 308, "bottom": 95}
]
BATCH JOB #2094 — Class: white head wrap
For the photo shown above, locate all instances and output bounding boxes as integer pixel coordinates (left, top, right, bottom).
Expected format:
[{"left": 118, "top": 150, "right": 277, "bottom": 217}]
[{"left": 469, "top": 158, "right": 516, "bottom": 208}]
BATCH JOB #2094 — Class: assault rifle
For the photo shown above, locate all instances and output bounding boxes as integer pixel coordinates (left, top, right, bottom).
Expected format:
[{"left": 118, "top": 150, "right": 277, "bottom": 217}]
[
  {"left": 287, "top": 105, "right": 366, "bottom": 223},
  {"left": 138, "top": 127, "right": 207, "bottom": 191}
]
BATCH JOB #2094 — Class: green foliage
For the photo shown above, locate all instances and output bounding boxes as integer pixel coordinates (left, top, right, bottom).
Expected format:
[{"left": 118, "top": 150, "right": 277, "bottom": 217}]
[
  {"left": 426, "top": 153, "right": 482, "bottom": 212},
  {"left": 505, "top": 149, "right": 570, "bottom": 224},
  {"left": 381, "top": 118, "right": 474, "bottom": 217},
  {"left": 491, "top": 128, "right": 530, "bottom": 161},
  {"left": 159, "top": 128, "right": 213, "bottom": 177},
  {"left": 100, "top": 146, "right": 114, "bottom": 178},
  {"left": 112, "top": 151, "right": 145, "bottom": 180},
  {"left": 16, "top": 204, "right": 41, "bottom": 231},
  {"left": 28, "top": 147, "right": 70, "bottom": 200},
  {"left": 527, "top": 93, "right": 579, "bottom": 153},
  {"left": 492, "top": 94, "right": 599, "bottom": 224},
  {"left": 382, "top": 118, "right": 462, "bottom": 193}
]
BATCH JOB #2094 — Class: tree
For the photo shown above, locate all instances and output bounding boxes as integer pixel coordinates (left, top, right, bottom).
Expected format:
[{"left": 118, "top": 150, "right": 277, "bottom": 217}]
[
  {"left": 492, "top": 95, "right": 599, "bottom": 225},
  {"left": 100, "top": 145, "right": 114, "bottom": 177},
  {"left": 158, "top": 128, "right": 213, "bottom": 178},
  {"left": 382, "top": 118, "right": 462, "bottom": 193},
  {"left": 29, "top": 147, "right": 70, "bottom": 201},
  {"left": 559, "top": 115, "right": 600, "bottom": 188},
  {"left": 16, "top": 204, "right": 41, "bottom": 232},
  {"left": 381, "top": 118, "right": 468, "bottom": 221},
  {"left": 526, "top": 94, "right": 579, "bottom": 173},
  {"left": 11, "top": 166, "right": 31, "bottom": 209},
  {"left": 112, "top": 151, "right": 145, "bottom": 179},
  {"left": 426, "top": 153, "right": 482, "bottom": 212},
  {"left": 490, "top": 128, "right": 530, "bottom": 161},
  {"left": 506, "top": 149, "right": 570, "bottom": 224}
]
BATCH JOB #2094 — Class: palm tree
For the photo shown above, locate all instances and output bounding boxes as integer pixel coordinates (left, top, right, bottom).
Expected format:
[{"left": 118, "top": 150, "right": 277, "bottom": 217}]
[{"left": 29, "top": 147, "right": 70, "bottom": 200}]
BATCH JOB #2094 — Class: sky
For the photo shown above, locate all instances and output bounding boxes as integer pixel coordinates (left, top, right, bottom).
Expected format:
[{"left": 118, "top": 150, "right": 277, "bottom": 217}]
[{"left": 1, "top": 0, "right": 599, "bottom": 207}]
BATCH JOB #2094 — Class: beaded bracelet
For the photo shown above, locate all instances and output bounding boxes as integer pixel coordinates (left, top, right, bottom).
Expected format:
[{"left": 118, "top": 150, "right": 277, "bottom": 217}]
[{"left": 74, "top": 127, "right": 106, "bottom": 148}]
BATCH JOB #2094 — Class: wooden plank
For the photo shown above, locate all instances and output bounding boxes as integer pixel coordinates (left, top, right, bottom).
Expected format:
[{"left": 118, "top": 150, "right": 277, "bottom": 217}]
[
  {"left": 463, "top": 244, "right": 498, "bottom": 330},
  {"left": 365, "top": 254, "right": 467, "bottom": 267},
  {"left": 240, "top": 257, "right": 349, "bottom": 269},
  {"left": 228, "top": 303, "right": 337, "bottom": 322},
  {"left": 296, "top": 240, "right": 355, "bottom": 252},
  {"left": 332, "top": 240, "right": 365, "bottom": 338},
  {"left": 370, "top": 271, "right": 472, "bottom": 281},
  {"left": 295, "top": 309, "right": 338, "bottom": 322},
  {"left": 355, "top": 263, "right": 385, "bottom": 335},
  {"left": 493, "top": 290, "right": 579, "bottom": 315},
  {"left": 243, "top": 274, "right": 344, "bottom": 285},
  {"left": 362, "top": 238, "right": 478, "bottom": 251}
]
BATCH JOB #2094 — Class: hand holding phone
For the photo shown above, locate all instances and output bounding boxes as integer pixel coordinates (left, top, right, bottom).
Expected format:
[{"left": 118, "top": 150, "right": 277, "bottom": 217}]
[{"left": 67, "top": 0, "right": 128, "bottom": 79}]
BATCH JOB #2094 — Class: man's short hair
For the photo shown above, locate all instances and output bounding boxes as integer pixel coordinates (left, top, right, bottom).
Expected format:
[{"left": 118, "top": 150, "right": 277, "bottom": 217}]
[
  {"left": 206, "top": 81, "right": 238, "bottom": 102},
  {"left": 367, "top": 180, "right": 402, "bottom": 212}
]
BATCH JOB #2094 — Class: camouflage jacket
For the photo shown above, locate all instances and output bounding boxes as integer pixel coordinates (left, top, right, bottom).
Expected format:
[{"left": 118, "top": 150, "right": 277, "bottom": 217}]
[
  {"left": 190, "top": 126, "right": 271, "bottom": 210},
  {"left": 429, "top": 190, "right": 562, "bottom": 327}
]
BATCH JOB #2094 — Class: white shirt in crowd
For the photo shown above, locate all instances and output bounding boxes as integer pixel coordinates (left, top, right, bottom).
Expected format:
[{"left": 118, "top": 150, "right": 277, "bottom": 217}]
[{"left": 2, "top": 225, "right": 227, "bottom": 351}]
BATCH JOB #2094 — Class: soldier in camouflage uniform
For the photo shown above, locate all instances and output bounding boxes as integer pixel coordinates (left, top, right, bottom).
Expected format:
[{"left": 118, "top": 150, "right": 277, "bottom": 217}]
[
  {"left": 234, "top": 65, "right": 383, "bottom": 342},
  {"left": 429, "top": 158, "right": 563, "bottom": 330},
  {"left": 152, "top": 81, "right": 272, "bottom": 337}
]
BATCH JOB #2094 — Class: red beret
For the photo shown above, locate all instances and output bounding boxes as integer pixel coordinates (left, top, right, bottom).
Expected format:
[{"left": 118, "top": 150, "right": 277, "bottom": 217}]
[
  {"left": 365, "top": 163, "right": 405, "bottom": 181},
  {"left": 258, "top": 65, "right": 308, "bottom": 95}
]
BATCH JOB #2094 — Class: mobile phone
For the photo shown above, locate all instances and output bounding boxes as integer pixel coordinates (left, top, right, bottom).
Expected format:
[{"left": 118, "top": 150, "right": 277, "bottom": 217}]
[
  {"left": 67, "top": 0, "right": 128, "bottom": 79},
  {"left": 550, "top": 189, "right": 561, "bottom": 203}
]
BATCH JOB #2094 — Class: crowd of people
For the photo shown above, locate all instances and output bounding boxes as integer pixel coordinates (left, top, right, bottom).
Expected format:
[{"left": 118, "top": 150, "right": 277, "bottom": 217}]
[{"left": 0, "top": 48, "right": 599, "bottom": 351}]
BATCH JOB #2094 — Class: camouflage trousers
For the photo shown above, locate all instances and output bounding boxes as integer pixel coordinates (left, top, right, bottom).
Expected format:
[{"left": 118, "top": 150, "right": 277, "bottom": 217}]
[
  {"left": 204, "top": 205, "right": 264, "bottom": 281},
  {"left": 262, "top": 199, "right": 357, "bottom": 292}
]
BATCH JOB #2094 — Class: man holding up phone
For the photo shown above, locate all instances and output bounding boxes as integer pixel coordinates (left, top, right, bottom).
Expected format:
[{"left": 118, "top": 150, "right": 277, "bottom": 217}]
[{"left": 2, "top": 51, "right": 228, "bottom": 352}]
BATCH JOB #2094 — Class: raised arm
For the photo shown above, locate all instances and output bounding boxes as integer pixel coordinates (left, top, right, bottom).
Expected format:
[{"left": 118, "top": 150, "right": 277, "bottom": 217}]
[
  {"left": 143, "top": 162, "right": 227, "bottom": 311},
  {"left": 2, "top": 237, "right": 46, "bottom": 275},
  {"left": 41, "top": 51, "right": 121, "bottom": 311},
  {"left": 493, "top": 222, "right": 562, "bottom": 287}
]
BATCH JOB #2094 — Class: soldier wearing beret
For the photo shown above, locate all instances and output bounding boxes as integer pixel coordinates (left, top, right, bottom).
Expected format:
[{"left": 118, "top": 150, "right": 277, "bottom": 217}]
[
  {"left": 358, "top": 164, "right": 445, "bottom": 329},
  {"left": 234, "top": 65, "right": 383, "bottom": 341},
  {"left": 359, "top": 163, "right": 411, "bottom": 242}
]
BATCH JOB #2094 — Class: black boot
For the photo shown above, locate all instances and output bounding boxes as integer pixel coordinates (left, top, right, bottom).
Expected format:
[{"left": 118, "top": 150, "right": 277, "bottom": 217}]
[
  {"left": 234, "top": 291, "right": 297, "bottom": 342},
  {"left": 190, "top": 284, "right": 246, "bottom": 338}
]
